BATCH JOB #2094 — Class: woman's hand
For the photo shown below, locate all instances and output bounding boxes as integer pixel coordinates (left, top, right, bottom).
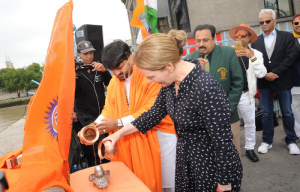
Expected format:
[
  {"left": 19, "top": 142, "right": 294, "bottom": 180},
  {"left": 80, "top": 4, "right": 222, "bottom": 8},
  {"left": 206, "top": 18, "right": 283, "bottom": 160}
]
[
  {"left": 102, "top": 132, "right": 123, "bottom": 150},
  {"left": 217, "top": 183, "right": 231, "bottom": 191},
  {"left": 95, "top": 118, "right": 118, "bottom": 135}
]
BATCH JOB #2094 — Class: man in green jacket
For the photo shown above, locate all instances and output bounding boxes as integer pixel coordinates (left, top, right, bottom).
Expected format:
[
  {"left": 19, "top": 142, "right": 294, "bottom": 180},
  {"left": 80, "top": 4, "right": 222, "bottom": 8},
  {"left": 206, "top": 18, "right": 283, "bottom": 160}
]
[{"left": 185, "top": 24, "right": 243, "bottom": 157}]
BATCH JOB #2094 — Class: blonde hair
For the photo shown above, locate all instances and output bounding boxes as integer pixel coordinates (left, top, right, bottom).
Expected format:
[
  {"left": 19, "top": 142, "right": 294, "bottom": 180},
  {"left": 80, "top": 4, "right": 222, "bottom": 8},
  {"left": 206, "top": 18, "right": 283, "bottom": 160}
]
[{"left": 134, "top": 30, "right": 187, "bottom": 71}]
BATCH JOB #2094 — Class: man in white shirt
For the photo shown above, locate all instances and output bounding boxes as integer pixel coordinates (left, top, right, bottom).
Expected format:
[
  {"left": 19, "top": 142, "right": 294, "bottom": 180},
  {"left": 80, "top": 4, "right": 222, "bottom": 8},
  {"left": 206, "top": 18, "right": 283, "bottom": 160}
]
[{"left": 80, "top": 40, "right": 177, "bottom": 192}]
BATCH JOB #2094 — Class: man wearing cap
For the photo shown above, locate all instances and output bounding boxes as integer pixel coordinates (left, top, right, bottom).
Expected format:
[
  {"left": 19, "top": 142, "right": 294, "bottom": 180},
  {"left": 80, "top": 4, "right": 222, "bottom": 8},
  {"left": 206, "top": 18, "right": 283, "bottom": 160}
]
[
  {"left": 291, "top": 14, "right": 300, "bottom": 140},
  {"left": 73, "top": 40, "right": 112, "bottom": 166},
  {"left": 229, "top": 24, "right": 267, "bottom": 162},
  {"left": 185, "top": 24, "right": 244, "bottom": 157},
  {"left": 251, "top": 9, "right": 299, "bottom": 155}
]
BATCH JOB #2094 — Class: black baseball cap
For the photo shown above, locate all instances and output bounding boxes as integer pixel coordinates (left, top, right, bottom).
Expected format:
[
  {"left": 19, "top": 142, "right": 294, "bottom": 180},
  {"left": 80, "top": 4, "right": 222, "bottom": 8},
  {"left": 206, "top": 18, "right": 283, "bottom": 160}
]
[{"left": 77, "top": 41, "right": 96, "bottom": 53}]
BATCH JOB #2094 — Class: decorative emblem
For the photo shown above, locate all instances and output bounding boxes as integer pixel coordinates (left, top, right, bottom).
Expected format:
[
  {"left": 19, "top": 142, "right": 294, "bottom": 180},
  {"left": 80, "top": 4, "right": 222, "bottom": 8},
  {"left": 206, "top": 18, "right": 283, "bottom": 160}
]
[
  {"left": 45, "top": 97, "right": 59, "bottom": 141},
  {"left": 217, "top": 67, "right": 228, "bottom": 80}
]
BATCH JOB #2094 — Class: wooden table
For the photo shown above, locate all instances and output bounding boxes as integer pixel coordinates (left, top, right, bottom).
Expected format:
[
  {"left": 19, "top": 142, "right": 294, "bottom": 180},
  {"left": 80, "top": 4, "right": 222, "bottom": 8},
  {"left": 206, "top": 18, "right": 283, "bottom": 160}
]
[{"left": 70, "top": 162, "right": 151, "bottom": 192}]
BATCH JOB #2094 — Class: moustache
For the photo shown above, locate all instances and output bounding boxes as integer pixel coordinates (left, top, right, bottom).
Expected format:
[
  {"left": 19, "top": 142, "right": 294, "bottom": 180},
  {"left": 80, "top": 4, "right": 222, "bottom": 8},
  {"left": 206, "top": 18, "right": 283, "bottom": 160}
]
[{"left": 199, "top": 46, "right": 206, "bottom": 49}]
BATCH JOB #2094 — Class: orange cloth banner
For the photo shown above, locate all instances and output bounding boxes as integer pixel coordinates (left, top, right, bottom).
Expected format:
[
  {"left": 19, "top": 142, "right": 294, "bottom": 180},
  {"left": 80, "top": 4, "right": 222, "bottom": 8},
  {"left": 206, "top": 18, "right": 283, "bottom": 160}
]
[
  {"left": 101, "top": 66, "right": 175, "bottom": 192},
  {"left": 130, "top": 0, "right": 148, "bottom": 39},
  {"left": 70, "top": 162, "right": 151, "bottom": 192},
  {"left": 0, "top": 1, "right": 75, "bottom": 191}
]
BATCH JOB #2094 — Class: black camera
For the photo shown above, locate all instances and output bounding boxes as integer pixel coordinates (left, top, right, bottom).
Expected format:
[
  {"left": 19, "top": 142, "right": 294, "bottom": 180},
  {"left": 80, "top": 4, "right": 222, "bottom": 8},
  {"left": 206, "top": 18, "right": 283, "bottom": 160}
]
[{"left": 75, "top": 60, "right": 94, "bottom": 74}]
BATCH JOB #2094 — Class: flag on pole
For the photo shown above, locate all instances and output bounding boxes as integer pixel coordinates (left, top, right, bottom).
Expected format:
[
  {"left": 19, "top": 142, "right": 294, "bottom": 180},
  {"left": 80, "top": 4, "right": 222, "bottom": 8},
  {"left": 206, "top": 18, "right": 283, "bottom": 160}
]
[
  {"left": 130, "top": 0, "right": 158, "bottom": 44},
  {"left": 144, "top": 0, "right": 158, "bottom": 34},
  {"left": 0, "top": 0, "right": 75, "bottom": 191}
]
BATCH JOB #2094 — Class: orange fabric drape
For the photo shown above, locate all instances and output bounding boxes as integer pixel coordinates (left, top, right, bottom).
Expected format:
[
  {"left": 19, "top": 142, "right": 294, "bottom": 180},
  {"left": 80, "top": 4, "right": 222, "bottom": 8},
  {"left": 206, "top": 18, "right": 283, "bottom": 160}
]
[
  {"left": 0, "top": 1, "right": 74, "bottom": 191},
  {"left": 101, "top": 65, "right": 175, "bottom": 192},
  {"left": 130, "top": 0, "right": 148, "bottom": 39}
]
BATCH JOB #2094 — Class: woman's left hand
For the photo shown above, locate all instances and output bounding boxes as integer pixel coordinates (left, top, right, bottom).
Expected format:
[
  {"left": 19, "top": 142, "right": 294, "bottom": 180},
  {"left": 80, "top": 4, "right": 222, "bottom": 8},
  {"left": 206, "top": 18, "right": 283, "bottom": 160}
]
[
  {"left": 95, "top": 118, "right": 118, "bottom": 135},
  {"left": 217, "top": 183, "right": 231, "bottom": 191},
  {"left": 102, "top": 132, "right": 122, "bottom": 150}
]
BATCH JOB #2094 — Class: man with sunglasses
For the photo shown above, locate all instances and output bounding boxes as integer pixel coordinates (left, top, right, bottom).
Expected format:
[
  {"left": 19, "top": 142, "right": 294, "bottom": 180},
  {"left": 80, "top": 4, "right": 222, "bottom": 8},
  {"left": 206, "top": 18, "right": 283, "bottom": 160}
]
[
  {"left": 229, "top": 24, "right": 267, "bottom": 162},
  {"left": 251, "top": 9, "right": 299, "bottom": 155},
  {"left": 185, "top": 24, "right": 244, "bottom": 157},
  {"left": 291, "top": 14, "right": 300, "bottom": 141}
]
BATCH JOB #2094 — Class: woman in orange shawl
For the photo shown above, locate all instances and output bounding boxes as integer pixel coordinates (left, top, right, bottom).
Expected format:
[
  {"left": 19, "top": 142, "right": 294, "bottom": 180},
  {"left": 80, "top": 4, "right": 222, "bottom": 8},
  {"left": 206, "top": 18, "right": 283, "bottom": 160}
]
[{"left": 79, "top": 40, "right": 177, "bottom": 192}]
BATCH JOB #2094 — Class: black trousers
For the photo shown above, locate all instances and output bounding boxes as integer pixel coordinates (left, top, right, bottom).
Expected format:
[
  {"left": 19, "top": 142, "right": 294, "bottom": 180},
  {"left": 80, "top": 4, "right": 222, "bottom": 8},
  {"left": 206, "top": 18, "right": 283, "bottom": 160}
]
[{"left": 73, "top": 112, "right": 109, "bottom": 166}]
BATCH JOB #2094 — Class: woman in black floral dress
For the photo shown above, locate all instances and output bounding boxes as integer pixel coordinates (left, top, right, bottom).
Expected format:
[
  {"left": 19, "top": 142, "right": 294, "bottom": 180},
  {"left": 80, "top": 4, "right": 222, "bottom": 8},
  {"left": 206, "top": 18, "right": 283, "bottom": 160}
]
[{"left": 103, "top": 30, "right": 243, "bottom": 192}]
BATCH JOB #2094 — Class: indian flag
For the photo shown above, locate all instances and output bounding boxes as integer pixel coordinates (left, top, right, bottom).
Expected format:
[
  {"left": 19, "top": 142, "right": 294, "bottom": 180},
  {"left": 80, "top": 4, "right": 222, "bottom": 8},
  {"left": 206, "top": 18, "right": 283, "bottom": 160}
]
[
  {"left": 144, "top": 0, "right": 158, "bottom": 34},
  {"left": 130, "top": 0, "right": 158, "bottom": 43}
]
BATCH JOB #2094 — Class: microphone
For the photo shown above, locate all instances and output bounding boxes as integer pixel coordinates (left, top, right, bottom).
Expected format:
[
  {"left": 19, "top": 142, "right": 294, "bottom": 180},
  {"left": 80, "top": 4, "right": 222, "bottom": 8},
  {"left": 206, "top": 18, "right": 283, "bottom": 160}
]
[{"left": 199, "top": 52, "right": 205, "bottom": 59}]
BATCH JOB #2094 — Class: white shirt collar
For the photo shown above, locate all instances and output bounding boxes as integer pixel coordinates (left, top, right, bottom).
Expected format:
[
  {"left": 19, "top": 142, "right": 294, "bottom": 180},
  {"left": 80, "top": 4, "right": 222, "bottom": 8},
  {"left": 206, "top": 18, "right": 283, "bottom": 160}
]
[{"left": 263, "top": 28, "right": 276, "bottom": 38}]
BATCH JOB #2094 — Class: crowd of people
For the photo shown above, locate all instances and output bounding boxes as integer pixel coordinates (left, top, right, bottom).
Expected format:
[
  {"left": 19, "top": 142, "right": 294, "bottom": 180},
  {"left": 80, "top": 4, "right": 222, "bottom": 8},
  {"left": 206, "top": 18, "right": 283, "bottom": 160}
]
[{"left": 72, "top": 8, "right": 300, "bottom": 192}]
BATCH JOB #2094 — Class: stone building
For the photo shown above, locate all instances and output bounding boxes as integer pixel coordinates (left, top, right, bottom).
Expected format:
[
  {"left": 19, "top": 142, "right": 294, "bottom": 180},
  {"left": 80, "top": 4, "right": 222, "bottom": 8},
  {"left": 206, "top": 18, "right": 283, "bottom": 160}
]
[
  {"left": 121, "top": 0, "right": 300, "bottom": 54},
  {"left": 5, "top": 56, "right": 14, "bottom": 69}
]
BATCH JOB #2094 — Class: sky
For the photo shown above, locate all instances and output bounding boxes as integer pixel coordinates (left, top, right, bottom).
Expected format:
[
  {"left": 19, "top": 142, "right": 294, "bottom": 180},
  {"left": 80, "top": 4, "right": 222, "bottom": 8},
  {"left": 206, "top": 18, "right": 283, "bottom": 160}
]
[{"left": 0, "top": 0, "right": 132, "bottom": 69}]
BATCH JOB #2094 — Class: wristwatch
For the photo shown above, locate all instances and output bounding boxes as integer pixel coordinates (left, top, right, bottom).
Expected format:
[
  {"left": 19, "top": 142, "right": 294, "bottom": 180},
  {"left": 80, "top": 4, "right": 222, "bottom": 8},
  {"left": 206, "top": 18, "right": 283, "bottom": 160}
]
[{"left": 117, "top": 119, "right": 123, "bottom": 128}]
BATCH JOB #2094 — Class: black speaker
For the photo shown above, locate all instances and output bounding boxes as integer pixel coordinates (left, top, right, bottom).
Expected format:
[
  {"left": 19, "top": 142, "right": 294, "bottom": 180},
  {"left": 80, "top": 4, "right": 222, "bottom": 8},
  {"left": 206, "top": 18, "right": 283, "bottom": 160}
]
[{"left": 75, "top": 24, "right": 104, "bottom": 62}]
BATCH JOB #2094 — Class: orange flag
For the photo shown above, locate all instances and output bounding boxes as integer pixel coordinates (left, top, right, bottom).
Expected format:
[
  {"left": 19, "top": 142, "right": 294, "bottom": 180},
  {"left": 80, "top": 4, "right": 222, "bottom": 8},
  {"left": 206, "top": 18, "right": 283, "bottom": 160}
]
[
  {"left": 0, "top": 1, "right": 75, "bottom": 191},
  {"left": 130, "top": 0, "right": 148, "bottom": 39}
]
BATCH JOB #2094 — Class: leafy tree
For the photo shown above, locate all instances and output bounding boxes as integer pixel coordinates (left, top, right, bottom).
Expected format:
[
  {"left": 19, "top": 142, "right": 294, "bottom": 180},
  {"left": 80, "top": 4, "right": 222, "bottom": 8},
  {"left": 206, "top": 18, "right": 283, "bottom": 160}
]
[
  {"left": 21, "top": 69, "right": 40, "bottom": 95},
  {"left": 2, "top": 68, "right": 25, "bottom": 97},
  {"left": 0, "top": 68, "right": 11, "bottom": 90},
  {"left": 26, "top": 63, "right": 41, "bottom": 73}
]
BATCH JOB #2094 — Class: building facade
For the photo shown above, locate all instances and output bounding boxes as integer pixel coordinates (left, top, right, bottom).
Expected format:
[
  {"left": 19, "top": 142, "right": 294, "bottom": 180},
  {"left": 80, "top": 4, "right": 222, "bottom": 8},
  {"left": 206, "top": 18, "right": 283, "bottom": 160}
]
[
  {"left": 5, "top": 57, "right": 14, "bottom": 69},
  {"left": 121, "top": 0, "right": 300, "bottom": 53}
]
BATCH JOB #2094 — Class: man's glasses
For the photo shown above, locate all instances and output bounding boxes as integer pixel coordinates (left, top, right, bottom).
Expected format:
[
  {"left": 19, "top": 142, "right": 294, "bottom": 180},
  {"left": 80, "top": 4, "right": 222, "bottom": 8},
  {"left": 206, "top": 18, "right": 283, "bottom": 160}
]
[
  {"left": 294, "top": 22, "right": 299, "bottom": 26},
  {"left": 259, "top": 20, "right": 272, "bottom": 25},
  {"left": 235, "top": 33, "right": 250, "bottom": 38}
]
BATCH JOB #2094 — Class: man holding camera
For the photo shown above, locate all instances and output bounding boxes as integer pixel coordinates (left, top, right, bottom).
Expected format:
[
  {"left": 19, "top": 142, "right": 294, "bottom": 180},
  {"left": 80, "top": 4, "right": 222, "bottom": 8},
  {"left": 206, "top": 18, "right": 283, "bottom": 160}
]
[{"left": 73, "top": 41, "right": 112, "bottom": 166}]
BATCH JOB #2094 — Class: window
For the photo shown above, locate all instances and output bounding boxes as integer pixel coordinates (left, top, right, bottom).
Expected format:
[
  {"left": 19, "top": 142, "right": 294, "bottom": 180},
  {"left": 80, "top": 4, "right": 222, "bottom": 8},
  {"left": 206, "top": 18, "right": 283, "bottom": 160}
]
[
  {"left": 157, "top": 0, "right": 191, "bottom": 33},
  {"left": 264, "top": 0, "right": 294, "bottom": 18}
]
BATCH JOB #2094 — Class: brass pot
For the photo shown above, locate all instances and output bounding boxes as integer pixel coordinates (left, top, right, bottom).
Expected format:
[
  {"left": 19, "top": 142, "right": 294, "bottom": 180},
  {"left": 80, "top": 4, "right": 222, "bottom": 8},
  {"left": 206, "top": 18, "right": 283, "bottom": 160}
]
[
  {"left": 78, "top": 125, "right": 99, "bottom": 145},
  {"left": 98, "top": 140, "right": 118, "bottom": 160}
]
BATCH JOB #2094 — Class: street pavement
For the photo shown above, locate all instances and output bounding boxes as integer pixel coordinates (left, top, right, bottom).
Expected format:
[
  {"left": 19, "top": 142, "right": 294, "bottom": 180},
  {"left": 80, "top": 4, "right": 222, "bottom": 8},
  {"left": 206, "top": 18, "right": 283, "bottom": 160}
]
[
  {"left": 1, "top": 118, "right": 299, "bottom": 192},
  {"left": 239, "top": 118, "right": 300, "bottom": 192}
]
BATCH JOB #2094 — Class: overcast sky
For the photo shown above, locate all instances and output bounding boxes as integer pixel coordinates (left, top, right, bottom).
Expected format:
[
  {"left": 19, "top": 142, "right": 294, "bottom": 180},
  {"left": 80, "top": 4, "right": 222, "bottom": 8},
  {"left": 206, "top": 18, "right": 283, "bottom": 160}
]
[{"left": 0, "top": 0, "right": 132, "bottom": 69}]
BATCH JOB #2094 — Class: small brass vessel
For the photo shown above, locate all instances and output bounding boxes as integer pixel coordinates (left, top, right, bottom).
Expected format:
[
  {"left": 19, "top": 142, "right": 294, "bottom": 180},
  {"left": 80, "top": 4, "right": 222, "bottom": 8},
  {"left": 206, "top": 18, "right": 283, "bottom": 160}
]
[
  {"left": 78, "top": 125, "right": 99, "bottom": 145},
  {"left": 98, "top": 140, "right": 118, "bottom": 160}
]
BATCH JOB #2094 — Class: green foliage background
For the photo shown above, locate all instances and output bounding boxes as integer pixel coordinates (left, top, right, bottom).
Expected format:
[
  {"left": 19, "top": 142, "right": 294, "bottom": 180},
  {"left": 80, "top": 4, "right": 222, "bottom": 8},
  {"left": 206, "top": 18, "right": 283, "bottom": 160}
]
[{"left": 0, "top": 63, "right": 43, "bottom": 97}]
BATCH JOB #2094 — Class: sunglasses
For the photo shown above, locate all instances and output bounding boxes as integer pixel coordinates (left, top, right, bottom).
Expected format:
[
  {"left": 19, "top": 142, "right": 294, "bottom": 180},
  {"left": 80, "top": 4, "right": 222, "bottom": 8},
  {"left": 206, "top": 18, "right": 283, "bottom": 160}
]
[
  {"left": 294, "top": 22, "right": 299, "bottom": 26},
  {"left": 235, "top": 33, "right": 250, "bottom": 38},
  {"left": 259, "top": 20, "right": 272, "bottom": 25}
]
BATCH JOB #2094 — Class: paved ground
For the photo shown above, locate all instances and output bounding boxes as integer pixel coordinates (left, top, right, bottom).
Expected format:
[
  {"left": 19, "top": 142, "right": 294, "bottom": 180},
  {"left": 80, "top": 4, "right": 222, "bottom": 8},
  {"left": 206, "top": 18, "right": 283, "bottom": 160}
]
[
  {"left": 239, "top": 118, "right": 300, "bottom": 192},
  {"left": 1, "top": 118, "right": 299, "bottom": 192}
]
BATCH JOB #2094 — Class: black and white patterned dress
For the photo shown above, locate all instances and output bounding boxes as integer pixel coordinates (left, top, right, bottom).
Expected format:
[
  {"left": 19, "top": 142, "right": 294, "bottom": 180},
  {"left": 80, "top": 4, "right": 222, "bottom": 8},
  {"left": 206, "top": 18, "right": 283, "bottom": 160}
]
[{"left": 132, "top": 62, "right": 243, "bottom": 192}]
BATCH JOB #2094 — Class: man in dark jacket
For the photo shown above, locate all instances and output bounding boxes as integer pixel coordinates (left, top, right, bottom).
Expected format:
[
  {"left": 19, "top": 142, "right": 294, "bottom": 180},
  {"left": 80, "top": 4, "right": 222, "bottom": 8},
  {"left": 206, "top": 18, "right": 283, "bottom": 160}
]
[
  {"left": 73, "top": 41, "right": 112, "bottom": 166},
  {"left": 251, "top": 9, "right": 299, "bottom": 155},
  {"left": 291, "top": 14, "right": 300, "bottom": 140}
]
